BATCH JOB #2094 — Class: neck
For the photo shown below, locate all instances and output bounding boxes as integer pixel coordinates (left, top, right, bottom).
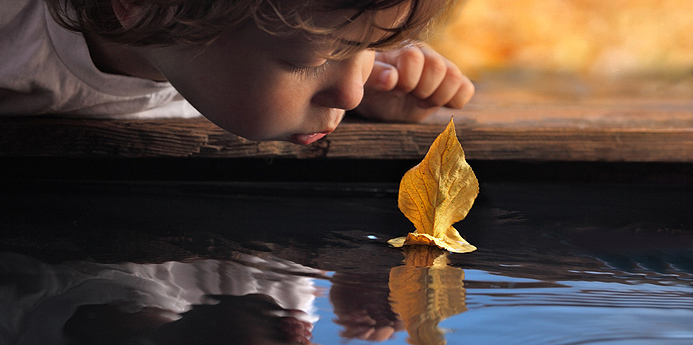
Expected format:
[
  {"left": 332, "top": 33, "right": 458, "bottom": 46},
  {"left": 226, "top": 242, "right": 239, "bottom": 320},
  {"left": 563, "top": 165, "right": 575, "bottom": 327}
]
[{"left": 83, "top": 33, "right": 168, "bottom": 82}]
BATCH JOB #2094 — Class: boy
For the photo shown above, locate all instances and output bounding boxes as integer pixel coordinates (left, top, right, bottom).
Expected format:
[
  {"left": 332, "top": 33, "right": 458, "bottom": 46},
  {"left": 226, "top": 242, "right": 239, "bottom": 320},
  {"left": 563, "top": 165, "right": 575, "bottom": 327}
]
[{"left": 1, "top": 0, "right": 474, "bottom": 145}]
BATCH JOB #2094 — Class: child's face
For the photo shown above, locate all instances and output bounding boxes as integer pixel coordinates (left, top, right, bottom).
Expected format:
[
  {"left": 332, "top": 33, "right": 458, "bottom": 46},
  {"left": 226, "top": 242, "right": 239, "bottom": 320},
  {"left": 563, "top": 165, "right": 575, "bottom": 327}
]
[{"left": 146, "top": 16, "right": 387, "bottom": 144}]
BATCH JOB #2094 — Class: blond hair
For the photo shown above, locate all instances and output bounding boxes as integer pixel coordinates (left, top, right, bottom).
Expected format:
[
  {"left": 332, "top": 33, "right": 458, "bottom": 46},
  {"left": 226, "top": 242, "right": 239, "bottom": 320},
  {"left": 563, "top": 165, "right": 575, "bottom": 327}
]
[{"left": 46, "top": 0, "right": 456, "bottom": 56}]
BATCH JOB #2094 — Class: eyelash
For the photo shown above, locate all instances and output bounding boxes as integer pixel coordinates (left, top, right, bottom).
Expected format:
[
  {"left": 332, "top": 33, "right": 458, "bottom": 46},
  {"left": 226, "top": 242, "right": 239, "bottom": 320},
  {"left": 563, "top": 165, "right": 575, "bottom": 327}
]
[{"left": 289, "top": 61, "right": 329, "bottom": 79}]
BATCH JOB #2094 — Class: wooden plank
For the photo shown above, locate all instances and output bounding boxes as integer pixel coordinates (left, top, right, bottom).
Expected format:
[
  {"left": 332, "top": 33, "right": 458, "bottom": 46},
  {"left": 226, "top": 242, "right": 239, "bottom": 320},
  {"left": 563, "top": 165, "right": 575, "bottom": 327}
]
[
  {"left": 1, "top": 116, "right": 691, "bottom": 162},
  {"left": 0, "top": 74, "right": 691, "bottom": 162},
  {"left": 326, "top": 123, "right": 693, "bottom": 162}
]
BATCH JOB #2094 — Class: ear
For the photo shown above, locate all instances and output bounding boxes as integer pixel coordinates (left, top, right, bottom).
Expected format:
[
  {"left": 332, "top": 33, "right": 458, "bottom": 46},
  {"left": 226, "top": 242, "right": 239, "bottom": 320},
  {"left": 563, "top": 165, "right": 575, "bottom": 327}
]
[{"left": 111, "top": 0, "right": 145, "bottom": 30}]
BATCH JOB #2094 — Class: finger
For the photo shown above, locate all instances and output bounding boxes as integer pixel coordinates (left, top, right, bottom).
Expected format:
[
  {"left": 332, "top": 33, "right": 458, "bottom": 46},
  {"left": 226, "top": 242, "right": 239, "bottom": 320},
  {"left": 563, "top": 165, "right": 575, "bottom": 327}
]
[
  {"left": 364, "top": 60, "right": 399, "bottom": 91},
  {"left": 421, "top": 60, "right": 474, "bottom": 108},
  {"left": 444, "top": 72, "right": 475, "bottom": 109},
  {"left": 411, "top": 47, "right": 447, "bottom": 100},
  {"left": 358, "top": 327, "right": 375, "bottom": 340},
  {"left": 368, "top": 327, "right": 395, "bottom": 341},
  {"left": 375, "top": 47, "right": 424, "bottom": 93}
]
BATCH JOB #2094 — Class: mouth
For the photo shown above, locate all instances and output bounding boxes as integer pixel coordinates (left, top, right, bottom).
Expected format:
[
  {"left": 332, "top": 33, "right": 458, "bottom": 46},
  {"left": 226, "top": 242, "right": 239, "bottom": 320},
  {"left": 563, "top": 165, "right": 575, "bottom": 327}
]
[{"left": 289, "top": 130, "right": 333, "bottom": 145}]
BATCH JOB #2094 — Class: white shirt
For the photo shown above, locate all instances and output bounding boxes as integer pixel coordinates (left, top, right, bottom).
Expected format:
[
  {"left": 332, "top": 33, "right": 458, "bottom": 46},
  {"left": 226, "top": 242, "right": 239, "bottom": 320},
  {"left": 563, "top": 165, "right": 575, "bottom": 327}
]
[
  {"left": 0, "top": 252, "right": 321, "bottom": 345},
  {"left": 0, "top": 0, "right": 201, "bottom": 118}
]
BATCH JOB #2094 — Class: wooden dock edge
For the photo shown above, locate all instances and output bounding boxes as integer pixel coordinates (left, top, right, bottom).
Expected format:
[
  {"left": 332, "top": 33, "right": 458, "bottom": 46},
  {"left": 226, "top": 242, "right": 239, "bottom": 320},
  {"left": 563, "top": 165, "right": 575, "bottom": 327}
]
[{"left": 1, "top": 116, "right": 691, "bottom": 162}]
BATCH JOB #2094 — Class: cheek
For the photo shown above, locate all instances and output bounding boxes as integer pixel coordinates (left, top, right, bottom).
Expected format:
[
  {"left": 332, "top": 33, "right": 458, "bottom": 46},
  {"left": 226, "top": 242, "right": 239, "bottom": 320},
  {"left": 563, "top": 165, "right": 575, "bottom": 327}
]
[
  {"left": 152, "top": 37, "right": 322, "bottom": 140},
  {"left": 251, "top": 74, "right": 314, "bottom": 116},
  {"left": 361, "top": 50, "right": 376, "bottom": 82},
  {"left": 179, "top": 55, "right": 309, "bottom": 137},
  {"left": 227, "top": 75, "right": 317, "bottom": 139}
]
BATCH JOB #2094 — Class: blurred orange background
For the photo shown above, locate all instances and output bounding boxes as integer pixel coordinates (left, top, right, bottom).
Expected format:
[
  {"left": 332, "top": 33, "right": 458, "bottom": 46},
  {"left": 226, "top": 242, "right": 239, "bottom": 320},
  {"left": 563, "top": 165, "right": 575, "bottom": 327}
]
[{"left": 429, "top": 0, "right": 693, "bottom": 79}]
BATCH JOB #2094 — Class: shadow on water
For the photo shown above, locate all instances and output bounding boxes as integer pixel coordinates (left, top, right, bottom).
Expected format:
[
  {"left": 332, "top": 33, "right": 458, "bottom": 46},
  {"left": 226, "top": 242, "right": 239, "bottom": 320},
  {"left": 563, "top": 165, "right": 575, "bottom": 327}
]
[{"left": 1, "top": 177, "right": 693, "bottom": 344}]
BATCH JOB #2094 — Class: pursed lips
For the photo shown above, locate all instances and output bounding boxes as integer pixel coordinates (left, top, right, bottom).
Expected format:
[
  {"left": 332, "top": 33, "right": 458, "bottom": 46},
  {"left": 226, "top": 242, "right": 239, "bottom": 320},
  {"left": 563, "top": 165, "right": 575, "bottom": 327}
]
[
  {"left": 289, "top": 130, "right": 333, "bottom": 145},
  {"left": 288, "top": 107, "right": 344, "bottom": 145}
]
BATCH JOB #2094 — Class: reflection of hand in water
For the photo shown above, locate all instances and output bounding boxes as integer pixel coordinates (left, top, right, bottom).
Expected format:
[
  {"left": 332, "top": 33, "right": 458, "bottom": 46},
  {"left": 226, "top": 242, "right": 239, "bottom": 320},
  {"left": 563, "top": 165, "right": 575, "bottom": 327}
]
[{"left": 330, "top": 272, "right": 404, "bottom": 342}]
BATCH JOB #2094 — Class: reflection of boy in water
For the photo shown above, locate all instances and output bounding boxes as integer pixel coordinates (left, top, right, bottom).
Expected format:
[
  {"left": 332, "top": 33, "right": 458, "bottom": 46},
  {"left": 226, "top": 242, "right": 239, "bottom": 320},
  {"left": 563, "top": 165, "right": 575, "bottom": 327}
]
[
  {"left": 66, "top": 294, "right": 314, "bottom": 344},
  {"left": 0, "top": 252, "right": 322, "bottom": 345},
  {"left": 330, "top": 272, "right": 404, "bottom": 342}
]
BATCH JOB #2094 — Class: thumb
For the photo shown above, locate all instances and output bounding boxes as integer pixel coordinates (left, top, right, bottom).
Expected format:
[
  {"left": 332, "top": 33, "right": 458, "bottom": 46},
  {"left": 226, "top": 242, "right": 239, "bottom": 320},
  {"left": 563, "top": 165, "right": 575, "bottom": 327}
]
[{"left": 364, "top": 61, "right": 398, "bottom": 91}]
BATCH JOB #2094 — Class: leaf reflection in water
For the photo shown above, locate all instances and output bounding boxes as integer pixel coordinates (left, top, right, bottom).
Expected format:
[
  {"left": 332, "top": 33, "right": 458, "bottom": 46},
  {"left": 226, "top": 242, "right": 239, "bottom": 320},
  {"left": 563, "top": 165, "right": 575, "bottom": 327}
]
[{"left": 389, "top": 246, "right": 467, "bottom": 345}]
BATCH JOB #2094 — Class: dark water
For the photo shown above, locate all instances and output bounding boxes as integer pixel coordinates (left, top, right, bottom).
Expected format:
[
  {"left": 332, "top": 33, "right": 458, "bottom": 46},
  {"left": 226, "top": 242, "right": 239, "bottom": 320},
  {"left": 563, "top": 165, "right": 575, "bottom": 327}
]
[{"left": 1, "top": 179, "right": 692, "bottom": 345}]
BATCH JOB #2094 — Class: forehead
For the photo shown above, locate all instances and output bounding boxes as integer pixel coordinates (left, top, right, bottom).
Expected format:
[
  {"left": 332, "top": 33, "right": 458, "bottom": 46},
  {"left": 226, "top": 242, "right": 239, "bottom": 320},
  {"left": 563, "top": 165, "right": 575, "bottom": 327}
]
[
  {"left": 306, "top": 2, "right": 414, "bottom": 52},
  {"left": 320, "top": 3, "right": 411, "bottom": 35}
]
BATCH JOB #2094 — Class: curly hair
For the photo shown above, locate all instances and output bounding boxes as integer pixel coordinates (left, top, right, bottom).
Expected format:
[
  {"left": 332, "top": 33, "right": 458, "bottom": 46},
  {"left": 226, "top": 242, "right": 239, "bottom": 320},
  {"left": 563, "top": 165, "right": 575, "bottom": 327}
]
[{"left": 46, "top": 0, "right": 457, "bottom": 55}]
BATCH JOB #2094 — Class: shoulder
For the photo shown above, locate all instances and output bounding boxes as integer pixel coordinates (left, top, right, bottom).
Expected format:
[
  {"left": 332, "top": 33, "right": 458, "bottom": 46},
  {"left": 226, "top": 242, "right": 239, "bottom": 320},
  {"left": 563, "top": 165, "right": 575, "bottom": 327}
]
[
  {"left": 0, "top": 0, "right": 43, "bottom": 28},
  {"left": 0, "top": 0, "right": 56, "bottom": 97},
  {"left": 0, "top": 0, "right": 53, "bottom": 67}
]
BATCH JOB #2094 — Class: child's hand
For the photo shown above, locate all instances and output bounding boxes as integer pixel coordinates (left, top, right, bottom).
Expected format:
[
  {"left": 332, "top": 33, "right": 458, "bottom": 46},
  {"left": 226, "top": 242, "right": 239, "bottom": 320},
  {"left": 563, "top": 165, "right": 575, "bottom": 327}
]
[{"left": 354, "top": 43, "right": 474, "bottom": 123}]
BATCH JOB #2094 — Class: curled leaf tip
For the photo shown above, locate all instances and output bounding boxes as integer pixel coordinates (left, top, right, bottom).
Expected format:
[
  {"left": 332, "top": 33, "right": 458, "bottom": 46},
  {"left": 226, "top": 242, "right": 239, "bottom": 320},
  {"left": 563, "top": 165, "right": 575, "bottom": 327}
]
[{"left": 389, "top": 118, "right": 478, "bottom": 253}]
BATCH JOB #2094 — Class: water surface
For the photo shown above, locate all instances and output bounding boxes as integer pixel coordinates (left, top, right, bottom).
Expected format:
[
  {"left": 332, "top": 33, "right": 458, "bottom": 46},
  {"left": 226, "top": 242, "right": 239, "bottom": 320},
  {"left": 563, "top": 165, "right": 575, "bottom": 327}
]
[{"left": 1, "top": 180, "right": 692, "bottom": 344}]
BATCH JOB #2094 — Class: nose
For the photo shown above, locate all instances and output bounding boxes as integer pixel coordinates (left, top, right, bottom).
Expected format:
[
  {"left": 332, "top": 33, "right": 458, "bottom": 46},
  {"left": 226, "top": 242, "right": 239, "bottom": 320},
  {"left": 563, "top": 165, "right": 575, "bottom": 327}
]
[{"left": 311, "top": 59, "right": 368, "bottom": 111}]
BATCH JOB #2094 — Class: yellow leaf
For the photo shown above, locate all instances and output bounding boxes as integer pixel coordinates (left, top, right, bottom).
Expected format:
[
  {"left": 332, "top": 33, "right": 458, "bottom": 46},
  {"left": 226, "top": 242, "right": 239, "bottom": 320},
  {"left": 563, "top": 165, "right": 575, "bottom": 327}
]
[{"left": 388, "top": 118, "right": 478, "bottom": 253}]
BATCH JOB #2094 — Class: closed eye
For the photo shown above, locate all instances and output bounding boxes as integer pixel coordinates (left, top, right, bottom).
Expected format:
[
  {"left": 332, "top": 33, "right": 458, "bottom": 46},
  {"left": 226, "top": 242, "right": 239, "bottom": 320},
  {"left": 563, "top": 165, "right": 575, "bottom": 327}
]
[{"left": 289, "top": 60, "right": 330, "bottom": 79}]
